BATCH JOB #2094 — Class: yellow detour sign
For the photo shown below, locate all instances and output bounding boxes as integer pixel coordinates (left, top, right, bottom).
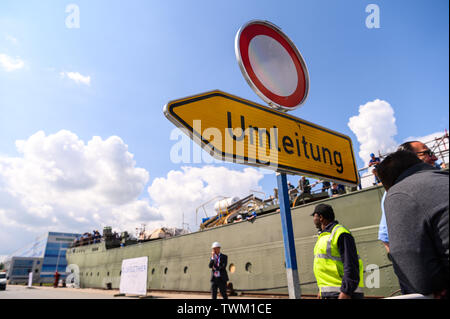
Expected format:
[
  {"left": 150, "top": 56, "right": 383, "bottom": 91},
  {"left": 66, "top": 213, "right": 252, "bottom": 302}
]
[{"left": 164, "top": 90, "right": 359, "bottom": 185}]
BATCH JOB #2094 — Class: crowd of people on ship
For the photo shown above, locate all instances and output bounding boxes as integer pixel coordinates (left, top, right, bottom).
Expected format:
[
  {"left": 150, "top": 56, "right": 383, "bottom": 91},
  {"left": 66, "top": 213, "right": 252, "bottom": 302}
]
[
  {"left": 71, "top": 229, "right": 121, "bottom": 247},
  {"left": 280, "top": 176, "right": 349, "bottom": 202}
]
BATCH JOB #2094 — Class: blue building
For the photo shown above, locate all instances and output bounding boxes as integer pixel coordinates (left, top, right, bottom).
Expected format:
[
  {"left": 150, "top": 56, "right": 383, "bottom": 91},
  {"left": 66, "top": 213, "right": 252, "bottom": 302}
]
[{"left": 5, "top": 232, "right": 81, "bottom": 284}]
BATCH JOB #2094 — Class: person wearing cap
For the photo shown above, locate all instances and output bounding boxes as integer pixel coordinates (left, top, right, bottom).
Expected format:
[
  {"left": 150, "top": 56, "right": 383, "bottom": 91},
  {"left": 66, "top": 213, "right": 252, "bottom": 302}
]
[
  {"left": 369, "top": 153, "right": 381, "bottom": 185},
  {"left": 312, "top": 204, "right": 364, "bottom": 299},
  {"left": 209, "top": 241, "right": 228, "bottom": 299}
]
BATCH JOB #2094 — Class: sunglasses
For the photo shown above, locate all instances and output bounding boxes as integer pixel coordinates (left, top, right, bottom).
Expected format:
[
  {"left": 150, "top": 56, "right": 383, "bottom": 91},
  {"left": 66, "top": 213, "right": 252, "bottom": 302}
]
[{"left": 416, "top": 149, "right": 435, "bottom": 157}]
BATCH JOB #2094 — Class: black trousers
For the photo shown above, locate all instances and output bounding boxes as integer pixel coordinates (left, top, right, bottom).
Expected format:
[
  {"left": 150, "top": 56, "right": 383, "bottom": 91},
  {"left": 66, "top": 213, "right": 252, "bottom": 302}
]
[{"left": 211, "top": 278, "right": 228, "bottom": 299}]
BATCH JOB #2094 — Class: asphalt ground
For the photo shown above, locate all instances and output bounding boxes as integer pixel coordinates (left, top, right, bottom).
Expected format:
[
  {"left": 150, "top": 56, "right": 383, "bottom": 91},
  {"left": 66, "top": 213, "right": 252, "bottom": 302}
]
[
  {"left": 0, "top": 284, "right": 275, "bottom": 299},
  {"left": 0, "top": 284, "right": 440, "bottom": 318},
  {"left": 0, "top": 285, "right": 287, "bottom": 318}
]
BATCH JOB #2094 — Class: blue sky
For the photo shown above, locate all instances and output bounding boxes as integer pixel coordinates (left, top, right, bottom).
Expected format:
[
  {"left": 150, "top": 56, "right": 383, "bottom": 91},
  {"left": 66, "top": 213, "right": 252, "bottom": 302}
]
[{"left": 0, "top": 1, "right": 448, "bottom": 253}]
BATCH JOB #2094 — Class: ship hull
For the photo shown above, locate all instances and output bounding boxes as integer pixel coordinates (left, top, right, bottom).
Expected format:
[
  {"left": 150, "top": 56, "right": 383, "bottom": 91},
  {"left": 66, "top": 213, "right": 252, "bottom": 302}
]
[{"left": 66, "top": 186, "right": 399, "bottom": 297}]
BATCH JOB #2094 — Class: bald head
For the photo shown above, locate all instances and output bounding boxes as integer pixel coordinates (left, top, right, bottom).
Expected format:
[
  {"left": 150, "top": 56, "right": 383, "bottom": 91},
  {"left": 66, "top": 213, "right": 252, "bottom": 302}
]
[{"left": 398, "top": 141, "right": 437, "bottom": 166}]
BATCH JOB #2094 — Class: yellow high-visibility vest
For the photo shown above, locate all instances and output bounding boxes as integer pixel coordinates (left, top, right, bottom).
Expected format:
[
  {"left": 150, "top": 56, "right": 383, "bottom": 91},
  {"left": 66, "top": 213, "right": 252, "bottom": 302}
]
[{"left": 313, "top": 223, "right": 364, "bottom": 296}]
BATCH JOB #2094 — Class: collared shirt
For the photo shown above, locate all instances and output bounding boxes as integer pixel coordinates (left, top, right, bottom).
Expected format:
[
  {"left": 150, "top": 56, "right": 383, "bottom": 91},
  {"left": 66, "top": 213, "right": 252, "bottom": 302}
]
[
  {"left": 319, "top": 221, "right": 361, "bottom": 295},
  {"left": 378, "top": 192, "right": 389, "bottom": 243}
]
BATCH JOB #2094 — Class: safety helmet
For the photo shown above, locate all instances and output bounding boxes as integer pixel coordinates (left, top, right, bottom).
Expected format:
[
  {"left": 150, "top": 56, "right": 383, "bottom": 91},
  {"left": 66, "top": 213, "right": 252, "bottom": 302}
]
[{"left": 211, "top": 241, "right": 221, "bottom": 248}]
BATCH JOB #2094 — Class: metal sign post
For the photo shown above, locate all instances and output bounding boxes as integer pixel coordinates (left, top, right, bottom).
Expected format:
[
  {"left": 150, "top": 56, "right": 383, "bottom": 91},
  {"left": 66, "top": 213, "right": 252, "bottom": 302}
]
[{"left": 276, "top": 172, "right": 301, "bottom": 299}]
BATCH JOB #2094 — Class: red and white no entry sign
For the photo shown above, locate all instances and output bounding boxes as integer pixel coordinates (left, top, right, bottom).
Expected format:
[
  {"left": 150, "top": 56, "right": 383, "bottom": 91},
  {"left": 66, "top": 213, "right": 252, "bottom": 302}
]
[{"left": 235, "top": 20, "right": 309, "bottom": 111}]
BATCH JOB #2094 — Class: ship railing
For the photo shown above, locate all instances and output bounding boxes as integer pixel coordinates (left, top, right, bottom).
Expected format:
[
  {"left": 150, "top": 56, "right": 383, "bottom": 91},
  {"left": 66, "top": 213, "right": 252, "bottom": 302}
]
[
  {"left": 358, "top": 165, "right": 381, "bottom": 189},
  {"left": 69, "top": 236, "right": 103, "bottom": 248},
  {"left": 195, "top": 195, "right": 228, "bottom": 228},
  {"left": 287, "top": 181, "right": 356, "bottom": 204}
]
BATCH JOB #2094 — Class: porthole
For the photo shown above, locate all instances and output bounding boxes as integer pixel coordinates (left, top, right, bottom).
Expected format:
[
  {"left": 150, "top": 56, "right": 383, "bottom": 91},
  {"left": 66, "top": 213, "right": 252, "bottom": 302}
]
[
  {"left": 229, "top": 263, "right": 236, "bottom": 274},
  {"left": 245, "top": 262, "right": 252, "bottom": 273}
]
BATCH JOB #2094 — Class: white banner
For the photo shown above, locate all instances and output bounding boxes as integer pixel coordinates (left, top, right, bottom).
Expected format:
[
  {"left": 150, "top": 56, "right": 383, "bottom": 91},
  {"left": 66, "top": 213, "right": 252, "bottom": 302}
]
[{"left": 119, "top": 256, "right": 148, "bottom": 296}]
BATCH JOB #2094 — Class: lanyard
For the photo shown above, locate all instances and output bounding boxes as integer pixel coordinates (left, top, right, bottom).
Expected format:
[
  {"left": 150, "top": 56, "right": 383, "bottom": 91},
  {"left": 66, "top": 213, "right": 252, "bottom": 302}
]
[
  {"left": 214, "top": 254, "right": 221, "bottom": 278},
  {"left": 215, "top": 254, "right": 221, "bottom": 268}
]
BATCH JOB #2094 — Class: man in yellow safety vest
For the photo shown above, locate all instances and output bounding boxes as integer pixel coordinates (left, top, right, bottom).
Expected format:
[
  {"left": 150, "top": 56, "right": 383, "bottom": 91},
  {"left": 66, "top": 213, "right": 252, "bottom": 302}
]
[{"left": 312, "top": 203, "right": 364, "bottom": 299}]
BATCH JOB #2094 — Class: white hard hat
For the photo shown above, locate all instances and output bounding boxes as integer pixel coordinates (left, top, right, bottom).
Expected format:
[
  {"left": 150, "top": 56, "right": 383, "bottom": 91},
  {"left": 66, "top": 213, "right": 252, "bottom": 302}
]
[{"left": 211, "top": 241, "right": 221, "bottom": 248}]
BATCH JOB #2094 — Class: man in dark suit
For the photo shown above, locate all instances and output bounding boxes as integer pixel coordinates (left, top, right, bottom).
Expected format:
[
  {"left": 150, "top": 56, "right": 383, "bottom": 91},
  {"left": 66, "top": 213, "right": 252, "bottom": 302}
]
[{"left": 209, "top": 241, "right": 228, "bottom": 299}]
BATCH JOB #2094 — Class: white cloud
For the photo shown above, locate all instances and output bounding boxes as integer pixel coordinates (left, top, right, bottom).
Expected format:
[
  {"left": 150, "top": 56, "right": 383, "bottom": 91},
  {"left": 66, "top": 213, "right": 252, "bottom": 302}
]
[
  {"left": 0, "top": 130, "right": 160, "bottom": 254},
  {"left": 0, "top": 53, "right": 25, "bottom": 72},
  {"left": 348, "top": 99, "right": 398, "bottom": 165},
  {"left": 0, "top": 130, "right": 265, "bottom": 255},
  {"left": 60, "top": 71, "right": 91, "bottom": 85},
  {"left": 147, "top": 166, "right": 264, "bottom": 231},
  {"left": 348, "top": 99, "right": 449, "bottom": 187}
]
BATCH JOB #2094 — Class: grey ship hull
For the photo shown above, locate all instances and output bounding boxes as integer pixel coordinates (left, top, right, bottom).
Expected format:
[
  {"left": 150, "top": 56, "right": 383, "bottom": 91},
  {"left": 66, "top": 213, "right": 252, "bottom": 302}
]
[{"left": 66, "top": 185, "right": 399, "bottom": 297}]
